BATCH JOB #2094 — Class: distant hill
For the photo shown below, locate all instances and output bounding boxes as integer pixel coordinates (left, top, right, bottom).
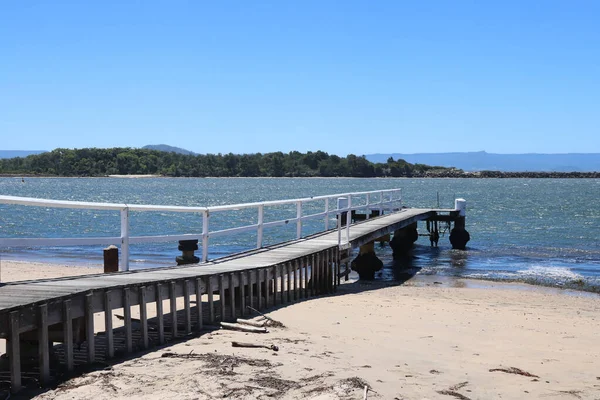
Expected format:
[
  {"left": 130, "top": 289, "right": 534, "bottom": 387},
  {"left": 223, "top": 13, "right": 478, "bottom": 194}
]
[
  {"left": 142, "top": 144, "right": 196, "bottom": 155},
  {"left": 365, "top": 151, "right": 600, "bottom": 172},
  {"left": 0, "top": 150, "right": 47, "bottom": 159}
]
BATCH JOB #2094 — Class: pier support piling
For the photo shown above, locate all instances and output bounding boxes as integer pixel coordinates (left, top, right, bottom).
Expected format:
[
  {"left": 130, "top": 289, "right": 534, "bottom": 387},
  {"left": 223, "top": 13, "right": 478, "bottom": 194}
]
[
  {"left": 449, "top": 199, "right": 470, "bottom": 250},
  {"left": 351, "top": 242, "right": 383, "bottom": 280},
  {"left": 389, "top": 222, "right": 419, "bottom": 259}
]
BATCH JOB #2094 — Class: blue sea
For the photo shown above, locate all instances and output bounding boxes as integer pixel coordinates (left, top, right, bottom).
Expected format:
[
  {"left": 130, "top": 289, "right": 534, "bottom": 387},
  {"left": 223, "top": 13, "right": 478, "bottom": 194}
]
[{"left": 1, "top": 177, "right": 599, "bottom": 292}]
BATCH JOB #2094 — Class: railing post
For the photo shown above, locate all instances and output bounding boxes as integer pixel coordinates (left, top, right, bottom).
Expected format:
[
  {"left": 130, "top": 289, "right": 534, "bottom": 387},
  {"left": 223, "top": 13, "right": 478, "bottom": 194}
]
[
  {"left": 296, "top": 201, "right": 302, "bottom": 239},
  {"left": 202, "top": 211, "right": 209, "bottom": 263},
  {"left": 366, "top": 193, "right": 371, "bottom": 219},
  {"left": 337, "top": 212, "right": 341, "bottom": 246},
  {"left": 345, "top": 195, "right": 351, "bottom": 244},
  {"left": 379, "top": 191, "right": 384, "bottom": 215},
  {"left": 257, "top": 205, "right": 264, "bottom": 249},
  {"left": 336, "top": 197, "right": 347, "bottom": 246},
  {"left": 120, "top": 207, "right": 129, "bottom": 271},
  {"left": 398, "top": 188, "right": 402, "bottom": 208},
  {"left": 324, "top": 198, "right": 330, "bottom": 231}
]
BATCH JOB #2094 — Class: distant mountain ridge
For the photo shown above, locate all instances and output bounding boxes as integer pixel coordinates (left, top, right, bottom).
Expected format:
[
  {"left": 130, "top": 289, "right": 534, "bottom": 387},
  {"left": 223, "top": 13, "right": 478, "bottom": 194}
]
[
  {"left": 365, "top": 151, "right": 600, "bottom": 172},
  {"left": 142, "top": 144, "right": 196, "bottom": 155},
  {"left": 0, "top": 150, "right": 47, "bottom": 159}
]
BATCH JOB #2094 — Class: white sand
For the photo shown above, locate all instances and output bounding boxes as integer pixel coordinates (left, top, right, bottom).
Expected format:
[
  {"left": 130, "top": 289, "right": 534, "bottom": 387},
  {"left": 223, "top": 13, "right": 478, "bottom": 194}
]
[
  {"left": 1, "top": 262, "right": 599, "bottom": 399},
  {"left": 0, "top": 259, "right": 101, "bottom": 283}
]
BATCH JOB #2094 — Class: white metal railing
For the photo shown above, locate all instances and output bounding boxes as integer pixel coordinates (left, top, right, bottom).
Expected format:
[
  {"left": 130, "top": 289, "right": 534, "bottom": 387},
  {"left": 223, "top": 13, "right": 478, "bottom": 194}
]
[{"left": 0, "top": 188, "right": 402, "bottom": 271}]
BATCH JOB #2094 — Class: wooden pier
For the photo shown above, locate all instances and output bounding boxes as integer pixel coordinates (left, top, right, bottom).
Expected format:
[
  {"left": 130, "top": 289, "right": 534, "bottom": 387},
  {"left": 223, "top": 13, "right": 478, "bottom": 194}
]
[{"left": 0, "top": 191, "right": 462, "bottom": 393}]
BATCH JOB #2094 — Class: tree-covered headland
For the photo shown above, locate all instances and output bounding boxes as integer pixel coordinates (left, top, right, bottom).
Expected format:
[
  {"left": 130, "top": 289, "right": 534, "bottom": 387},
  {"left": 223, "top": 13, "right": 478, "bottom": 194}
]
[{"left": 0, "top": 148, "right": 459, "bottom": 177}]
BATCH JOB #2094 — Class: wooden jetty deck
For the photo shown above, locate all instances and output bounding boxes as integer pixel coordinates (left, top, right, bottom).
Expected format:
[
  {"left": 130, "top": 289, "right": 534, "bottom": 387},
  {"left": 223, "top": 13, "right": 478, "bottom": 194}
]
[{"left": 0, "top": 206, "right": 458, "bottom": 393}]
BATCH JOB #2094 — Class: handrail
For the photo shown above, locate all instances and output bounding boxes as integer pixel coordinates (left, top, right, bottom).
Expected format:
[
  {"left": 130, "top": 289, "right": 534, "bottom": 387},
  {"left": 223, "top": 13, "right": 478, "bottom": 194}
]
[{"left": 0, "top": 188, "right": 402, "bottom": 271}]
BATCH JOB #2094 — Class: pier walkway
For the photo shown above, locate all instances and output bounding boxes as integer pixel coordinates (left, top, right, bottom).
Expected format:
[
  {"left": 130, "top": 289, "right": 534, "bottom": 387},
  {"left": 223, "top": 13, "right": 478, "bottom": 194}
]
[{"left": 0, "top": 190, "right": 460, "bottom": 393}]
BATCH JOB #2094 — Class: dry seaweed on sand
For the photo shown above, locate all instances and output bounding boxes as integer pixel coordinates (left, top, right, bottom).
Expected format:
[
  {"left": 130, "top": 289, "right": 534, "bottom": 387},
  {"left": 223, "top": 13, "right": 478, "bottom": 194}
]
[
  {"left": 304, "top": 377, "right": 373, "bottom": 398},
  {"left": 250, "top": 375, "right": 300, "bottom": 392},
  {"left": 54, "top": 377, "right": 97, "bottom": 392},
  {"left": 334, "top": 377, "right": 373, "bottom": 395},
  {"left": 489, "top": 366, "right": 540, "bottom": 378},
  {"left": 545, "top": 390, "right": 584, "bottom": 399},
  {"left": 449, "top": 381, "right": 469, "bottom": 391},
  {"left": 160, "top": 352, "right": 278, "bottom": 369},
  {"left": 437, "top": 389, "right": 472, "bottom": 400}
]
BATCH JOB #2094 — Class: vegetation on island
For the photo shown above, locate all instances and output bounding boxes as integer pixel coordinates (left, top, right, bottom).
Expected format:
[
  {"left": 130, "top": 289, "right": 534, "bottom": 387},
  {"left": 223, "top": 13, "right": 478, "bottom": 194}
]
[
  {"left": 0, "top": 147, "right": 458, "bottom": 178},
  {"left": 142, "top": 144, "right": 197, "bottom": 155}
]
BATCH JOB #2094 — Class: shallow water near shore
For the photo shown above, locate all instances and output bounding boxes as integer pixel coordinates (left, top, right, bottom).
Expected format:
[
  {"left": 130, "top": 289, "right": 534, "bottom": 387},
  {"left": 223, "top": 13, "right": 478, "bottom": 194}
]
[{"left": 1, "top": 177, "right": 599, "bottom": 292}]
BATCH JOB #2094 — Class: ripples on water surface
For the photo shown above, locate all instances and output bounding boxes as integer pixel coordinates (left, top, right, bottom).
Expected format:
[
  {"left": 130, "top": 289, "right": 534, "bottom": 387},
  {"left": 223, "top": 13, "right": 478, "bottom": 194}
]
[{"left": 1, "top": 177, "right": 599, "bottom": 292}]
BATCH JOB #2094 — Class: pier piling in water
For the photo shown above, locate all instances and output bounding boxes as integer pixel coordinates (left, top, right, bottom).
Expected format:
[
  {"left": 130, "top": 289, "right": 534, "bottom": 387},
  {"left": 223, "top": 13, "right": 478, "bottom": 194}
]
[
  {"left": 350, "top": 242, "right": 383, "bottom": 280},
  {"left": 449, "top": 199, "right": 470, "bottom": 250}
]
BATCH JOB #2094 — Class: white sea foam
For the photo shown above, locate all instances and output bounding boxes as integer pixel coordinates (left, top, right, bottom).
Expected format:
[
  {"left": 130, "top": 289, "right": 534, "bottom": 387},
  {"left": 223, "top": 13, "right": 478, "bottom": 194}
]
[{"left": 517, "top": 265, "right": 581, "bottom": 281}]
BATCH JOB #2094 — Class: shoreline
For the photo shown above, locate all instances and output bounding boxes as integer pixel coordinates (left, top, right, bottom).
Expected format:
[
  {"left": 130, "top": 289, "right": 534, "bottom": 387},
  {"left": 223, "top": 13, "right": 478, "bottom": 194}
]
[{"left": 1, "top": 261, "right": 598, "bottom": 399}]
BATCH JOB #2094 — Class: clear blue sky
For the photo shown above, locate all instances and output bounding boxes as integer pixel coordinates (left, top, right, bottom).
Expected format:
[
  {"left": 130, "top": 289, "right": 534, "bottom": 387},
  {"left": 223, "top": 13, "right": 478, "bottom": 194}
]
[{"left": 1, "top": 1, "right": 599, "bottom": 155}]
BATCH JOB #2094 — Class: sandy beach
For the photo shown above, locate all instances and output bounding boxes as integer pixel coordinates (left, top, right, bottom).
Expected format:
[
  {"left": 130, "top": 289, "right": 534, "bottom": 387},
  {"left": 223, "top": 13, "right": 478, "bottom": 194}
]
[
  {"left": 0, "top": 260, "right": 102, "bottom": 283},
  {"left": 1, "top": 262, "right": 599, "bottom": 399}
]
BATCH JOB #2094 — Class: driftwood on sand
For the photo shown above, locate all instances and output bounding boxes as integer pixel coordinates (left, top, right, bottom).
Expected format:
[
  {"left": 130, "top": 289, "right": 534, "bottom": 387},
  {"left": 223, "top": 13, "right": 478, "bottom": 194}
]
[
  {"left": 220, "top": 322, "right": 268, "bottom": 333},
  {"left": 231, "top": 341, "right": 279, "bottom": 351},
  {"left": 236, "top": 318, "right": 267, "bottom": 328},
  {"left": 246, "top": 306, "right": 286, "bottom": 328}
]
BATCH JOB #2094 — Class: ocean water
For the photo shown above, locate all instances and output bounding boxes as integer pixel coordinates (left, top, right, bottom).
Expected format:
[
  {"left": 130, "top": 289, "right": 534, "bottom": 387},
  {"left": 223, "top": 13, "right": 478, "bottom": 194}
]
[{"left": 1, "top": 177, "right": 599, "bottom": 291}]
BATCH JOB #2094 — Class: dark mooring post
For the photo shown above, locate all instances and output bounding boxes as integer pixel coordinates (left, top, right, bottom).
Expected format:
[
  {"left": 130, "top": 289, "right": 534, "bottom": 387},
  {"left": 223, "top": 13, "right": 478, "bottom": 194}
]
[
  {"left": 176, "top": 240, "right": 200, "bottom": 265},
  {"left": 449, "top": 198, "right": 470, "bottom": 250},
  {"left": 104, "top": 245, "right": 119, "bottom": 273}
]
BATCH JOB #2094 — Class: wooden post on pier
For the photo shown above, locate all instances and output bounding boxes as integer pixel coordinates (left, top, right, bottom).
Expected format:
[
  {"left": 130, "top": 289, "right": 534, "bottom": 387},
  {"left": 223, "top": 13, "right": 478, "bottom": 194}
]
[
  {"left": 85, "top": 293, "right": 95, "bottom": 363},
  {"left": 183, "top": 280, "right": 192, "bottom": 335},
  {"left": 123, "top": 288, "right": 133, "bottom": 352},
  {"left": 195, "top": 278, "right": 203, "bottom": 331},
  {"left": 155, "top": 283, "right": 165, "bottom": 344},
  {"left": 38, "top": 303, "right": 50, "bottom": 386},
  {"left": 105, "top": 290, "right": 114, "bottom": 357},
  {"left": 9, "top": 311, "right": 21, "bottom": 393},
  {"left": 280, "top": 265, "right": 286, "bottom": 304},
  {"left": 62, "top": 300, "right": 74, "bottom": 372},
  {"left": 248, "top": 270, "right": 254, "bottom": 309},
  {"left": 219, "top": 275, "right": 226, "bottom": 320},
  {"left": 104, "top": 245, "right": 119, "bottom": 273},
  {"left": 139, "top": 286, "right": 149, "bottom": 348},
  {"left": 207, "top": 277, "right": 215, "bottom": 324},
  {"left": 229, "top": 274, "right": 236, "bottom": 320},
  {"left": 263, "top": 268, "right": 270, "bottom": 307},
  {"left": 170, "top": 282, "right": 178, "bottom": 338},
  {"left": 239, "top": 272, "right": 246, "bottom": 317}
]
